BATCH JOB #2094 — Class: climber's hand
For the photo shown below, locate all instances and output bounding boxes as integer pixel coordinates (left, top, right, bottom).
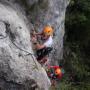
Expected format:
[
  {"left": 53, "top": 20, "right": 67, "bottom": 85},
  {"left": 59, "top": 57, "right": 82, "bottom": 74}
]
[
  {"left": 32, "top": 30, "right": 36, "bottom": 35},
  {"left": 32, "top": 37, "right": 37, "bottom": 43}
]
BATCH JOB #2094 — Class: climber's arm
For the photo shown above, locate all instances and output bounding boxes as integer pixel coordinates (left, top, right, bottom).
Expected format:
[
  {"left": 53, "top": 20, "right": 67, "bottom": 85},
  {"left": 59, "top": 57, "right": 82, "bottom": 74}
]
[
  {"left": 35, "top": 32, "right": 43, "bottom": 36},
  {"left": 34, "top": 42, "right": 46, "bottom": 49},
  {"left": 48, "top": 66, "right": 60, "bottom": 69},
  {"left": 32, "top": 30, "right": 43, "bottom": 36},
  {"left": 32, "top": 36, "right": 45, "bottom": 49}
]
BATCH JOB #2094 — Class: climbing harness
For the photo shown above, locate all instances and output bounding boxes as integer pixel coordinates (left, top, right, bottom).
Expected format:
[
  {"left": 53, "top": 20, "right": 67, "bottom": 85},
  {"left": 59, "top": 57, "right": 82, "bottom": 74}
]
[
  {"left": 36, "top": 47, "right": 53, "bottom": 60},
  {"left": 31, "top": 28, "right": 53, "bottom": 65}
]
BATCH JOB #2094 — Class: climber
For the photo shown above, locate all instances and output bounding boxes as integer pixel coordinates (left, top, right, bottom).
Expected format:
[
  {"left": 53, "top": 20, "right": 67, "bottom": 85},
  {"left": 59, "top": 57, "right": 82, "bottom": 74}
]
[
  {"left": 31, "top": 25, "right": 53, "bottom": 64},
  {"left": 46, "top": 65, "right": 64, "bottom": 86}
]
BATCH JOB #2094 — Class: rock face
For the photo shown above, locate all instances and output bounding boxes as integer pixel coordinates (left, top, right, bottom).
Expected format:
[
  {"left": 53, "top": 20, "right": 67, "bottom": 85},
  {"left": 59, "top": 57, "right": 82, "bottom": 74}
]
[
  {"left": 26, "top": 0, "right": 70, "bottom": 64},
  {"left": 0, "top": 0, "right": 69, "bottom": 90}
]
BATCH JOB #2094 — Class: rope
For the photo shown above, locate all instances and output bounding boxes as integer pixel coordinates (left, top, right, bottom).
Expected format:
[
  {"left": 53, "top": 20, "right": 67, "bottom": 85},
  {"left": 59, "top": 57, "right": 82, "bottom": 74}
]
[
  {"left": 0, "top": 35, "right": 8, "bottom": 39},
  {"left": 11, "top": 40, "right": 38, "bottom": 67},
  {"left": 0, "top": 35, "right": 38, "bottom": 69},
  {"left": 11, "top": 40, "right": 34, "bottom": 56},
  {"left": 10, "top": 39, "right": 39, "bottom": 70},
  {"left": 0, "top": 22, "right": 39, "bottom": 69}
]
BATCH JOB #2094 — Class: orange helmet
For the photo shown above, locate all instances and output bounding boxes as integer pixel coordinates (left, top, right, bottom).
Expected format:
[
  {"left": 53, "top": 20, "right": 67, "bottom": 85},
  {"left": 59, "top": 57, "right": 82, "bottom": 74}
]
[
  {"left": 43, "top": 26, "right": 53, "bottom": 36},
  {"left": 55, "top": 68, "right": 62, "bottom": 75}
]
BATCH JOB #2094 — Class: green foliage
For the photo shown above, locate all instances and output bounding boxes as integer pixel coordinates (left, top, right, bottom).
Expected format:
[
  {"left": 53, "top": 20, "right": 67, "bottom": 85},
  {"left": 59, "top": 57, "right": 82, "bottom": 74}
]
[
  {"left": 56, "top": 42, "right": 90, "bottom": 90},
  {"left": 58, "top": 0, "right": 90, "bottom": 90},
  {"left": 65, "top": 0, "right": 90, "bottom": 48}
]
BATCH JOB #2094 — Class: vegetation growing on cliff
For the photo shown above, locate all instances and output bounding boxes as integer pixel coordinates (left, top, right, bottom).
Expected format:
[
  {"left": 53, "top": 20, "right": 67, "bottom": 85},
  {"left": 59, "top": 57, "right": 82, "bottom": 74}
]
[
  {"left": 66, "top": 0, "right": 90, "bottom": 49},
  {"left": 59, "top": 0, "right": 90, "bottom": 90}
]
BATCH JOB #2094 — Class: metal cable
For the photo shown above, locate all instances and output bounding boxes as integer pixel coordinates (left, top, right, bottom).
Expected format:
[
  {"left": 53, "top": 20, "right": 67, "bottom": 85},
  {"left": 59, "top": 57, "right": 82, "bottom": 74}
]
[
  {"left": 11, "top": 40, "right": 38, "bottom": 65},
  {"left": 0, "top": 21, "right": 39, "bottom": 69},
  {"left": 0, "top": 35, "right": 8, "bottom": 39},
  {"left": 10, "top": 38, "right": 39, "bottom": 69}
]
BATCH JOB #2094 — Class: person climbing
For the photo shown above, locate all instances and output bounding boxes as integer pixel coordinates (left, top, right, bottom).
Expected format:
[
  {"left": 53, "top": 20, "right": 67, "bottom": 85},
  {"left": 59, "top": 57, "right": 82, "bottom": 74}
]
[
  {"left": 31, "top": 25, "right": 53, "bottom": 64},
  {"left": 46, "top": 65, "right": 64, "bottom": 86}
]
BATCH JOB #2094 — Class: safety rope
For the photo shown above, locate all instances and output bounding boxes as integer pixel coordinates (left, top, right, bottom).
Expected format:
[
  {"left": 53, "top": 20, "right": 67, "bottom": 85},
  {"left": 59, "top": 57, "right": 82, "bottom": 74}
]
[
  {"left": 0, "top": 35, "right": 8, "bottom": 39},
  {"left": 0, "top": 21, "right": 39, "bottom": 69},
  {"left": 10, "top": 41, "right": 39, "bottom": 70}
]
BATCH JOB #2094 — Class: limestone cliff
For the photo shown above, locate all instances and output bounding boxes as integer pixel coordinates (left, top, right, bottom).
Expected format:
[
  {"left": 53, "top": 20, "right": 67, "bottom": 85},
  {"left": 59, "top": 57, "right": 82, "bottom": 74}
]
[{"left": 0, "top": 0, "right": 69, "bottom": 90}]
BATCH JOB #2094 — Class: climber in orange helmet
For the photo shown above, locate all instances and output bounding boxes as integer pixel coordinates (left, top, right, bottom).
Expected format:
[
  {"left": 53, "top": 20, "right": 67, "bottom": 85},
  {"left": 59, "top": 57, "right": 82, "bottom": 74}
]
[
  {"left": 47, "top": 65, "right": 64, "bottom": 80},
  {"left": 46, "top": 65, "right": 64, "bottom": 86},
  {"left": 31, "top": 25, "right": 53, "bottom": 64}
]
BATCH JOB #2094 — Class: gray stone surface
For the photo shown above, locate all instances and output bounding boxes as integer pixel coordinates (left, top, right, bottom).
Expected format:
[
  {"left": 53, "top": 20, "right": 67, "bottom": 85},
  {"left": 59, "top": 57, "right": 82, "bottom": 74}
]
[
  {"left": 26, "top": 0, "right": 70, "bottom": 64},
  {"left": 0, "top": 0, "right": 69, "bottom": 90}
]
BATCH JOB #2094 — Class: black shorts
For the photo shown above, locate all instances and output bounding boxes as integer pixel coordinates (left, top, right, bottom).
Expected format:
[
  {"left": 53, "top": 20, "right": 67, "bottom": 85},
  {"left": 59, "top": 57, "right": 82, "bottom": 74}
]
[{"left": 36, "top": 47, "right": 53, "bottom": 60}]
